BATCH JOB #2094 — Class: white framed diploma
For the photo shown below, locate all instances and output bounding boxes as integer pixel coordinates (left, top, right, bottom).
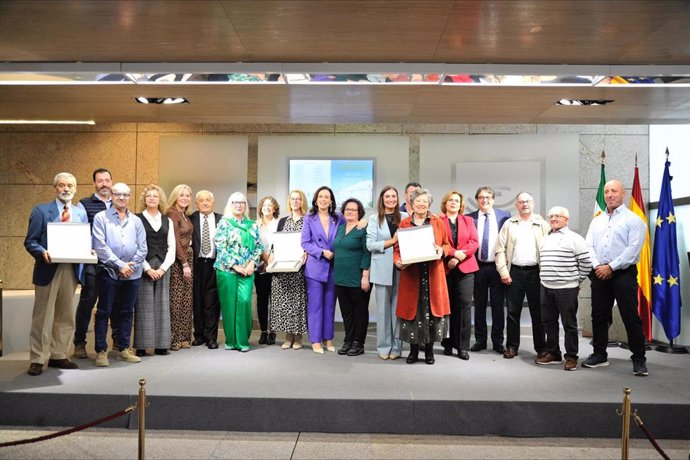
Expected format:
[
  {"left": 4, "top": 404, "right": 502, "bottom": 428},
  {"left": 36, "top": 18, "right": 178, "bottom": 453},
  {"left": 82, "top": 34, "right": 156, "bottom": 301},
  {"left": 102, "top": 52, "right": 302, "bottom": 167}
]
[
  {"left": 266, "top": 231, "right": 304, "bottom": 273},
  {"left": 47, "top": 222, "right": 98, "bottom": 264},
  {"left": 397, "top": 224, "right": 442, "bottom": 265}
]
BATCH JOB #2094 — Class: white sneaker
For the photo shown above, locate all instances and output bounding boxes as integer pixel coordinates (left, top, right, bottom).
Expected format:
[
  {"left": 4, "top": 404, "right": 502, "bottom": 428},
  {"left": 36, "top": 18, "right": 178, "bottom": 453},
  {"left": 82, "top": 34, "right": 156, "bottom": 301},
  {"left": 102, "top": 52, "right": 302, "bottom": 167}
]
[
  {"left": 95, "top": 351, "right": 110, "bottom": 367},
  {"left": 119, "top": 348, "right": 142, "bottom": 363}
]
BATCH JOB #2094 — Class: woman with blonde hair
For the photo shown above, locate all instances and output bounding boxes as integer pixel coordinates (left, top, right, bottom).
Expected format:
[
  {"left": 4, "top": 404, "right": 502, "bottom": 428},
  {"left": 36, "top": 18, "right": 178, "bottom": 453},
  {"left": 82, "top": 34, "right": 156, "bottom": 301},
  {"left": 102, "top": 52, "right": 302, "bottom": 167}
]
[
  {"left": 269, "top": 189, "right": 309, "bottom": 349},
  {"left": 255, "top": 195, "right": 280, "bottom": 345},
  {"left": 214, "top": 192, "right": 263, "bottom": 351},
  {"left": 166, "top": 183, "right": 194, "bottom": 351},
  {"left": 134, "top": 184, "right": 175, "bottom": 356}
]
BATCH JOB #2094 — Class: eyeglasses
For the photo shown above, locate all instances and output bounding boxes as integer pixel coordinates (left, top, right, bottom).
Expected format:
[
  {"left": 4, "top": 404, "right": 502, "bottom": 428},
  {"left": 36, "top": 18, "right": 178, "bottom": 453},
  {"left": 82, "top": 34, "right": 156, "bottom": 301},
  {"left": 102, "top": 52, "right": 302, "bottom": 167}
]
[
  {"left": 517, "top": 200, "right": 532, "bottom": 205},
  {"left": 548, "top": 214, "right": 566, "bottom": 219},
  {"left": 231, "top": 201, "right": 246, "bottom": 206},
  {"left": 477, "top": 196, "right": 493, "bottom": 201},
  {"left": 113, "top": 192, "right": 131, "bottom": 198},
  {"left": 344, "top": 208, "right": 359, "bottom": 212}
]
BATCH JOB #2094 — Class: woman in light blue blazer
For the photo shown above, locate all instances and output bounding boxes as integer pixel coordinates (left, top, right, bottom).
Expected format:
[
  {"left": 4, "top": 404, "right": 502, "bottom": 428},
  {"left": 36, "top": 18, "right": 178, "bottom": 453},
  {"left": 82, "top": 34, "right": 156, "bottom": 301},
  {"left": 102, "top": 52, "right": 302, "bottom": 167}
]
[{"left": 366, "top": 186, "right": 407, "bottom": 360}]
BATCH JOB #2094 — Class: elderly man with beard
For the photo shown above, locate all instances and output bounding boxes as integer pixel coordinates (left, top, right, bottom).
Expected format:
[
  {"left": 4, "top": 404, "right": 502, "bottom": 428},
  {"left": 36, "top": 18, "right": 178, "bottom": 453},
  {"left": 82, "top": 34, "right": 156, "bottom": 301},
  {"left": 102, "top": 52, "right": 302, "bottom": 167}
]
[
  {"left": 24, "top": 172, "right": 88, "bottom": 376},
  {"left": 92, "top": 182, "right": 147, "bottom": 366}
]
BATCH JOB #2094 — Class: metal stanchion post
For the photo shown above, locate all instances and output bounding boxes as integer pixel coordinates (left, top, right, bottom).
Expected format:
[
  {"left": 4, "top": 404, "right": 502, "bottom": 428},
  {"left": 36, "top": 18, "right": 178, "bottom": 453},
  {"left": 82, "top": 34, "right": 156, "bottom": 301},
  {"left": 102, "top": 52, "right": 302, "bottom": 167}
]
[
  {"left": 619, "top": 387, "right": 631, "bottom": 460},
  {"left": 138, "top": 379, "right": 147, "bottom": 460}
]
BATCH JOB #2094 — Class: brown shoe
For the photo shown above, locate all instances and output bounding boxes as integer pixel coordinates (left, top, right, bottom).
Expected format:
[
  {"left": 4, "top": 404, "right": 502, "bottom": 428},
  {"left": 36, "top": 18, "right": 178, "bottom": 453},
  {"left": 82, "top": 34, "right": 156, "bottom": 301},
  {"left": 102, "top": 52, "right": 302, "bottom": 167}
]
[
  {"left": 535, "top": 353, "right": 563, "bottom": 365},
  {"left": 28, "top": 363, "right": 43, "bottom": 376},
  {"left": 564, "top": 357, "right": 578, "bottom": 371},
  {"left": 48, "top": 358, "right": 78, "bottom": 369},
  {"left": 503, "top": 347, "right": 518, "bottom": 359}
]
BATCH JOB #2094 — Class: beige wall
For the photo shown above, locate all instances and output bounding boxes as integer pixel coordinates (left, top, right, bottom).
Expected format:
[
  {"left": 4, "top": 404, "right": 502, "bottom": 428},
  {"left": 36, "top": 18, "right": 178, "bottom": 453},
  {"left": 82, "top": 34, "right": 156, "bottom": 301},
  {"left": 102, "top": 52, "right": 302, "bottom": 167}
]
[{"left": 0, "top": 123, "right": 649, "bottom": 290}]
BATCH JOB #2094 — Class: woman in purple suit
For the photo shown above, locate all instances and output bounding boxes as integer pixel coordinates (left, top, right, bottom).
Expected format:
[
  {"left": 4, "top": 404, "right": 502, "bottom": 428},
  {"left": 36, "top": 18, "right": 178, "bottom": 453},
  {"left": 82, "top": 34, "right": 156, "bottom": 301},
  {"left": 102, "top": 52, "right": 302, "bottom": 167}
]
[{"left": 301, "top": 186, "right": 343, "bottom": 354}]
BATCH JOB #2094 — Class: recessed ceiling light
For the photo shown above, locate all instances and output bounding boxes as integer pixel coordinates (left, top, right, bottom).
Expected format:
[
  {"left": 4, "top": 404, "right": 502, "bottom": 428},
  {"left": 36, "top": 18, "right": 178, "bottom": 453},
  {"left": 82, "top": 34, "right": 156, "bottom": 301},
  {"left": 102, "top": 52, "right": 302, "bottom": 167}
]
[
  {"left": 555, "top": 99, "right": 613, "bottom": 106},
  {"left": 133, "top": 97, "right": 189, "bottom": 104}
]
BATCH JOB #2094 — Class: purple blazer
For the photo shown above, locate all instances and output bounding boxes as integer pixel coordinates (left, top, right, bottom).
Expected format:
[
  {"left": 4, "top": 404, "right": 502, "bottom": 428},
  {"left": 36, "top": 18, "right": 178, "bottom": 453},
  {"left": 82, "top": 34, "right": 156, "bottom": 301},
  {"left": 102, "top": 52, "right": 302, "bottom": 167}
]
[{"left": 301, "top": 212, "right": 344, "bottom": 283}]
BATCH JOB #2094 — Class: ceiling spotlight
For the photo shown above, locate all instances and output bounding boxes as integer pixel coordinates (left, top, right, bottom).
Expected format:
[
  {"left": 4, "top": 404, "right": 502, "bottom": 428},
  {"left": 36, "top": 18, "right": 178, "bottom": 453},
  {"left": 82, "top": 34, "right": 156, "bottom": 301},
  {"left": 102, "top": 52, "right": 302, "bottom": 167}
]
[
  {"left": 133, "top": 97, "right": 189, "bottom": 104},
  {"left": 555, "top": 99, "right": 613, "bottom": 106}
]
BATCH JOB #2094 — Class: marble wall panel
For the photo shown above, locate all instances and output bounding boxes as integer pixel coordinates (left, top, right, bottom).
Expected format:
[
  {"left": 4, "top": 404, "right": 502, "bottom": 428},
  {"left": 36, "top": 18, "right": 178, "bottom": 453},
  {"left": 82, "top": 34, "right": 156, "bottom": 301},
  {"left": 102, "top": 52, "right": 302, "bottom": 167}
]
[
  {"left": 408, "top": 134, "right": 420, "bottom": 183},
  {"left": 2, "top": 237, "right": 34, "bottom": 289},
  {"left": 204, "top": 124, "right": 269, "bottom": 133},
  {"left": 0, "top": 139, "right": 9, "bottom": 184},
  {"left": 579, "top": 135, "right": 649, "bottom": 189},
  {"left": 137, "top": 124, "right": 203, "bottom": 133},
  {"left": 335, "top": 124, "right": 402, "bottom": 134},
  {"left": 1, "top": 185, "right": 62, "bottom": 237},
  {"left": 469, "top": 124, "right": 537, "bottom": 134},
  {"left": 537, "top": 124, "right": 608, "bottom": 135},
  {"left": 403, "top": 124, "right": 469, "bottom": 134},
  {"left": 6, "top": 132, "right": 137, "bottom": 186},
  {"left": 136, "top": 132, "right": 161, "bottom": 186},
  {"left": 269, "top": 124, "right": 334, "bottom": 134}
]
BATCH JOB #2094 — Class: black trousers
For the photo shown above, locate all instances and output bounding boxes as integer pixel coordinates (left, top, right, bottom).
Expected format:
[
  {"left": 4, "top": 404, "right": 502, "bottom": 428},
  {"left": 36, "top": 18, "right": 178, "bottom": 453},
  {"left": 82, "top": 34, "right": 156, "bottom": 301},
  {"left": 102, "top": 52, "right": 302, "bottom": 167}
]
[
  {"left": 253, "top": 272, "right": 272, "bottom": 331},
  {"left": 505, "top": 265, "right": 545, "bottom": 353},
  {"left": 541, "top": 286, "right": 579, "bottom": 359},
  {"left": 192, "top": 258, "right": 221, "bottom": 342},
  {"left": 590, "top": 266, "right": 646, "bottom": 360},
  {"left": 336, "top": 285, "right": 371, "bottom": 345},
  {"left": 472, "top": 261, "right": 505, "bottom": 347},
  {"left": 442, "top": 271, "right": 474, "bottom": 351}
]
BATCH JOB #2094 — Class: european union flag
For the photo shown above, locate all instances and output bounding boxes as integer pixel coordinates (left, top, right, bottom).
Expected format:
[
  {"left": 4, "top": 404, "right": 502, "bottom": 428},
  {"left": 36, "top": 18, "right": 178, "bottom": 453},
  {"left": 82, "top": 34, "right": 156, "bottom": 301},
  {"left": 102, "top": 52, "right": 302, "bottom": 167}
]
[{"left": 652, "top": 150, "right": 682, "bottom": 341}]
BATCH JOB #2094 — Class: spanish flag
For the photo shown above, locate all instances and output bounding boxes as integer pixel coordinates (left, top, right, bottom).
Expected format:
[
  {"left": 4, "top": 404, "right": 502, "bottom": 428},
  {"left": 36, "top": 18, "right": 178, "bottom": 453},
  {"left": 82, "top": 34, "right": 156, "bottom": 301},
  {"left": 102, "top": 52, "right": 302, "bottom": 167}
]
[{"left": 630, "top": 166, "right": 652, "bottom": 340}]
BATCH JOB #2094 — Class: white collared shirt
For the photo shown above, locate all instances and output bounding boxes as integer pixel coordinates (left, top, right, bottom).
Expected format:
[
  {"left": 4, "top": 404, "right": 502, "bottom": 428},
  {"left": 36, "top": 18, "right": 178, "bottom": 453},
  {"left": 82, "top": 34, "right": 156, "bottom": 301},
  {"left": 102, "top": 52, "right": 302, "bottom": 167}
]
[
  {"left": 199, "top": 212, "right": 217, "bottom": 258},
  {"left": 476, "top": 209, "right": 499, "bottom": 262}
]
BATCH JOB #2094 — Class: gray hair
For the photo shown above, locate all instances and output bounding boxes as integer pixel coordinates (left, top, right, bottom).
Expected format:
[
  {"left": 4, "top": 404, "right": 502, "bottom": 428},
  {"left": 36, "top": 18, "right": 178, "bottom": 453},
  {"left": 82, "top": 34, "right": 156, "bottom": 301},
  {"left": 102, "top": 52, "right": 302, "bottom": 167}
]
[
  {"left": 196, "top": 190, "right": 214, "bottom": 200},
  {"left": 111, "top": 182, "right": 131, "bottom": 194},
  {"left": 409, "top": 187, "right": 433, "bottom": 207},
  {"left": 547, "top": 206, "right": 570, "bottom": 218},
  {"left": 224, "top": 191, "right": 249, "bottom": 218},
  {"left": 53, "top": 172, "right": 76, "bottom": 186}
]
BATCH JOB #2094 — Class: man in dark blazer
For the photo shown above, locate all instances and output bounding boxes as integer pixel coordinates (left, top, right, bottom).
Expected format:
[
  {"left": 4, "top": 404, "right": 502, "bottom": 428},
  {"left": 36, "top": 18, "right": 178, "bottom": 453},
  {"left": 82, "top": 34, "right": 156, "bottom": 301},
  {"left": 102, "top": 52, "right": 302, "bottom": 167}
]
[
  {"left": 190, "top": 190, "right": 223, "bottom": 349},
  {"left": 467, "top": 186, "right": 511, "bottom": 354},
  {"left": 24, "top": 172, "right": 88, "bottom": 376}
]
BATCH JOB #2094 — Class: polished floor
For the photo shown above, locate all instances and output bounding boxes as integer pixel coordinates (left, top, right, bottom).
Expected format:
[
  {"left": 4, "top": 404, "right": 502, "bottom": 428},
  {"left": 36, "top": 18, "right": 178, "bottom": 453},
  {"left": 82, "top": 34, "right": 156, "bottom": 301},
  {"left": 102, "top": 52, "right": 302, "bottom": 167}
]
[{"left": 1, "top": 428, "right": 690, "bottom": 459}]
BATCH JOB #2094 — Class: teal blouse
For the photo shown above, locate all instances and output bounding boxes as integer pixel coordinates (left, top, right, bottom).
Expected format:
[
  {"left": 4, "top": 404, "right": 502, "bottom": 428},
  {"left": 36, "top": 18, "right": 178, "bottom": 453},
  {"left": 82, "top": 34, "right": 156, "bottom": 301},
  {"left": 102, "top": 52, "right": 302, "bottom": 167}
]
[
  {"left": 333, "top": 225, "right": 371, "bottom": 287},
  {"left": 214, "top": 216, "right": 263, "bottom": 273}
]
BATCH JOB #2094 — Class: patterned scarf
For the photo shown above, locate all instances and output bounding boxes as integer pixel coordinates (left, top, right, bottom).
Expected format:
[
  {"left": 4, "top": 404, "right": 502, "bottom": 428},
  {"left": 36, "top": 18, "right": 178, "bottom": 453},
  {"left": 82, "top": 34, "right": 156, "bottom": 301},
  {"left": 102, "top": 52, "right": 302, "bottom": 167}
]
[{"left": 227, "top": 217, "right": 256, "bottom": 254}]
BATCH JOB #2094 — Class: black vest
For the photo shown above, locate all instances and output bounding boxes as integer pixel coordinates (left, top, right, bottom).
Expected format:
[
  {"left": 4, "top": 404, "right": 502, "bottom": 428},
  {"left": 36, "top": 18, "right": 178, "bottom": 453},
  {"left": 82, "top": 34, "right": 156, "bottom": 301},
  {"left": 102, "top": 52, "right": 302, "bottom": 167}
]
[{"left": 138, "top": 213, "right": 169, "bottom": 269}]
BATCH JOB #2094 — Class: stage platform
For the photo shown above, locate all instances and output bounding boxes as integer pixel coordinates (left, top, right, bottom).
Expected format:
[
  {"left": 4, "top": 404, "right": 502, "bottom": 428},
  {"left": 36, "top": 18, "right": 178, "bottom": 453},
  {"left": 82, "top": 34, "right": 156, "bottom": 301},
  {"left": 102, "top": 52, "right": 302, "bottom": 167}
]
[{"left": 1, "top": 327, "right": 689, "bottom": 440}]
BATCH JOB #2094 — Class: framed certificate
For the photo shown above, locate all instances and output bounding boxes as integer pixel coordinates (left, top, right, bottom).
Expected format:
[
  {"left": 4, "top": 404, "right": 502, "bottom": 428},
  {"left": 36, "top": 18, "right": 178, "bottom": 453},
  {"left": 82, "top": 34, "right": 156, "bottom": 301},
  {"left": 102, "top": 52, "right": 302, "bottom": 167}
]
[
  {"left": 266, "top": 231, "right": 304, "bottom": 273},
  {"left": 47, "top": 222, "right": 98, "bottom": 264},
  {"left": 397, "top": 224, "right": 442, "bottom": 265}
]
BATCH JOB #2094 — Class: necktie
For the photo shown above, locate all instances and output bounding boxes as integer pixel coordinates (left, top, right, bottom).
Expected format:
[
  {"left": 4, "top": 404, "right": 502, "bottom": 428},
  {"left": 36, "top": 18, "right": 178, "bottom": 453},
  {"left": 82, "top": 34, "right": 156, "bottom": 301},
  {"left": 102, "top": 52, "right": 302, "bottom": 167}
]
[
  {"left": 61, "top": 205, "right": 71, "bottom": 222},
  {"left": 201, "top": 214, "right": 211, "bottom": 256},
  {"left": 480, "top": 212, "right": 490, "bottom": 261}
]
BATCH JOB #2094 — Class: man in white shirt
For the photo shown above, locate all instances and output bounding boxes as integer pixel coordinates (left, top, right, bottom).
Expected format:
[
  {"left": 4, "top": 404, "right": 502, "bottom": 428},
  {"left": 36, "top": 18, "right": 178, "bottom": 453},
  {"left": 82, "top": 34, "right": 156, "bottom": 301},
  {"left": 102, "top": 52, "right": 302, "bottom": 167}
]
[{"left": 495, "top": 192, "right": 550, "bottom": 360}]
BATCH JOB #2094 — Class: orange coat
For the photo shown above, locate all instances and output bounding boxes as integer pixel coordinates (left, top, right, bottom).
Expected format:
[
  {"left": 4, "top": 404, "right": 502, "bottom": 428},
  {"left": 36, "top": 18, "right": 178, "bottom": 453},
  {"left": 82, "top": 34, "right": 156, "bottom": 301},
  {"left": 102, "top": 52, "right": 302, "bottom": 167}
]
[{"left": 394, "top": 214, "right": 452, "bottom": 321}]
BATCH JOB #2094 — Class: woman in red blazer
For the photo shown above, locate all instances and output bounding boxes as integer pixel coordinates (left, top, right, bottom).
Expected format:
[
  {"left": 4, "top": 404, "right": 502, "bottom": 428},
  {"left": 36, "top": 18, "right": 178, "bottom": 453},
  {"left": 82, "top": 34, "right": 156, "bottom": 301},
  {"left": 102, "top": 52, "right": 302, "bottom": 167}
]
[
  {"left": 393, "top": 188, "right": 451, "bottom": 365},
  {"left": 440, "top": 191, "right": 479, "bottom": 360}
]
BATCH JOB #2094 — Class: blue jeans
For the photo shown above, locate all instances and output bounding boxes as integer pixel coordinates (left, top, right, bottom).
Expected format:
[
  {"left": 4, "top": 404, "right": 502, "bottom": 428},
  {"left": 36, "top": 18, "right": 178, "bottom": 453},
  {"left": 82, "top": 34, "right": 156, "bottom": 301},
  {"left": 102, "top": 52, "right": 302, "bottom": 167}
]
[{"left": 95, "top": 273, "right": 140, "bottom": 352}]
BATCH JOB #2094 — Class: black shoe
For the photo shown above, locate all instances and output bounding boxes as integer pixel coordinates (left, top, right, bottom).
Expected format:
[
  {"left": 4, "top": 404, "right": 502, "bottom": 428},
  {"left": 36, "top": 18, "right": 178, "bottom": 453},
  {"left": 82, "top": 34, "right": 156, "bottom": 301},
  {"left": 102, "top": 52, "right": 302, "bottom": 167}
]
[
  {"left": 443, "top": 345, "right": 453, "bottom": 356},
  {"left": 632, "top": 358, "right": 648, "bottom": 377},
  {"left": 47, "top": 359, "right": 78, "bottom": 369},
  {"left": 425, "top": 344, "right": 435, "bottom": 365},
  {"left": 338, "top": 341, "right": 353, "bottom": 355},
  {"left": 154, "top": 348, "right": 169, "bottom": 355},
  {"left": 207, "top": 340, "right": 219, "bottom": 349},
  {"left": 458, "top": 350, "right": 470, "bottom": 360},
  {"left": 470, "top": 343, "right": 487, "bottom": 352},
  {"left": 406, "top": 345, "right": 419, "bottom": 364},
  {"left": 492, "top": 344, "right": 506, "bottom": 354},
  {"left": 135, "top": 349, "right": 146, "bottom": 357},
  {"left": 347, "top": 342, "right": 364, "bottom": 356},
  {"left": 192, "top": 338, "right": 205, "bottom": 346},
  {"left": 28, "top": 363, "right": 43, "bottom": 376},
  {"left": 258, "top": 331, "right": 268, "bottom": 345},
  {"left": 266, "top": 332, "right": 276, "bottom": 345}
]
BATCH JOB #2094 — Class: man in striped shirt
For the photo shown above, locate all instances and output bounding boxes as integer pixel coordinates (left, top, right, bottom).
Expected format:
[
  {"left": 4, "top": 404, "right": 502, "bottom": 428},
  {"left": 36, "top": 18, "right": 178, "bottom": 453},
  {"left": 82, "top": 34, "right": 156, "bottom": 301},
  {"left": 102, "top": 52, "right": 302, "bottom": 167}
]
[{"left": 537, "top": 206, "right": 591, "bottom": 370}]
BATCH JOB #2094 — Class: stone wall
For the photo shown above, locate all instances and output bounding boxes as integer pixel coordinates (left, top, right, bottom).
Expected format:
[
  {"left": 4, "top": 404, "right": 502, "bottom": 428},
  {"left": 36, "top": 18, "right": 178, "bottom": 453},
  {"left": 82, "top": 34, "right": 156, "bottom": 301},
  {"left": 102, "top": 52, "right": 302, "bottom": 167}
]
[{"left": 1, "top": 123, "right": 649, "bottom": 295}]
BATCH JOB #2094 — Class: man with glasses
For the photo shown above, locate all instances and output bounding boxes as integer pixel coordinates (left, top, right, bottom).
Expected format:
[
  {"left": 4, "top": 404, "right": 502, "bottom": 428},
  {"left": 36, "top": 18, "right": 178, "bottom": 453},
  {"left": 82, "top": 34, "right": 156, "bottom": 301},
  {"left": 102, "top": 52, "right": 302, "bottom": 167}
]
[
  {"left": 467, "top": 186, "right": 510, "bottom": 354},
  {"left": 495, "top": 192, "right": 549, "bottom": 360},
  {"left": 73, "top": 168, "right": 112, "bottom": 359},
  {"left": 92, "top": 183, "right": 147, "bottom": 367},
  {"left": 24, "top": 172, "right": 88, "bottom": 376},
  {"left": 537, "top": 206, "right": 591, "bottom": 370}
]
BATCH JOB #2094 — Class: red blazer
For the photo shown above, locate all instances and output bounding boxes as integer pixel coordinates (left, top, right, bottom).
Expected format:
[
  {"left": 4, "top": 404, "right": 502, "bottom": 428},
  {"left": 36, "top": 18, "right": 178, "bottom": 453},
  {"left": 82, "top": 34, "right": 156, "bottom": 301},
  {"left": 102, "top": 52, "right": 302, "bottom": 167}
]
[
  {"left": 393, "top": 214, "right": 451, "bottom": 321},
  {"left": 441, "top": 214, "right": 479, "bottom": 275}
]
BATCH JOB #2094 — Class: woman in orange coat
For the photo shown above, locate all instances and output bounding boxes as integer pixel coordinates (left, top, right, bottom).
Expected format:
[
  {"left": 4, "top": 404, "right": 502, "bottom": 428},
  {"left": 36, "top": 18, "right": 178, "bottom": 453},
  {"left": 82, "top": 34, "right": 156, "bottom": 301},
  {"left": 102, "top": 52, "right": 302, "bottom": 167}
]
[{"left": 393, "top": 188, "right": 451, "bottom": 365}]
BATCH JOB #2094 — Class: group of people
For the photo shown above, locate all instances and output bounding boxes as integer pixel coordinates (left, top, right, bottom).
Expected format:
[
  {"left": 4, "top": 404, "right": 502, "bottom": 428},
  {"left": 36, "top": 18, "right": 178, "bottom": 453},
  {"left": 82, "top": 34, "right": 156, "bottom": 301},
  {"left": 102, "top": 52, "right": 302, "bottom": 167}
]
[{"left": 25, "top": 171, "right": 650, "bottom": 377}]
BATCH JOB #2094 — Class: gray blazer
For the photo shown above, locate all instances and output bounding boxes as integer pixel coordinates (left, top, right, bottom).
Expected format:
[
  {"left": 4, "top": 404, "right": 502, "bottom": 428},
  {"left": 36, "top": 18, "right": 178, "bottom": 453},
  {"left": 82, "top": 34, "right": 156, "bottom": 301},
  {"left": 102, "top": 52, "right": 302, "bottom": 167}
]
[{"left": 366, "top": 211, "right": 408, "bottom": 286}]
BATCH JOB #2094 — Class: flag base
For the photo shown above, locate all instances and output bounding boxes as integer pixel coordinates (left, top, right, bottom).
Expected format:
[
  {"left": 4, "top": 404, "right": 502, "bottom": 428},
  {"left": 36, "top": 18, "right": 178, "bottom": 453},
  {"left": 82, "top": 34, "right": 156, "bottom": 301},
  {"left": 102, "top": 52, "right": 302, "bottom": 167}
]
[{"left": 654, "top": 343, "right": 688, "bottom": 354}]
